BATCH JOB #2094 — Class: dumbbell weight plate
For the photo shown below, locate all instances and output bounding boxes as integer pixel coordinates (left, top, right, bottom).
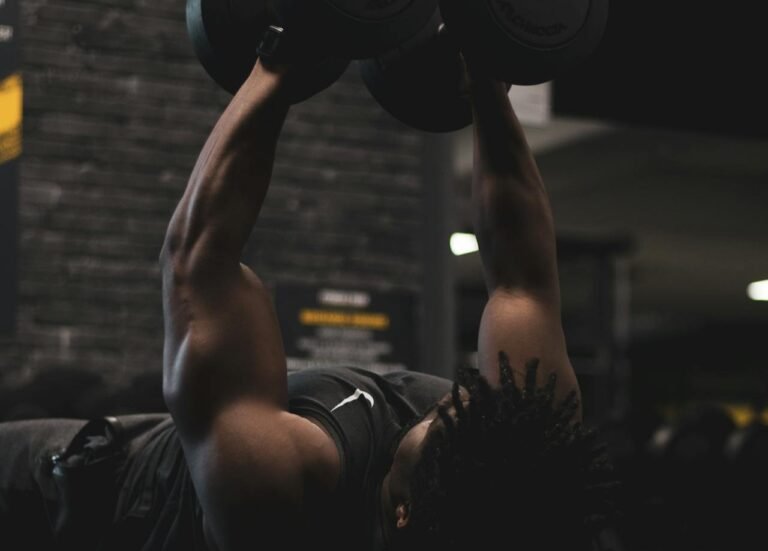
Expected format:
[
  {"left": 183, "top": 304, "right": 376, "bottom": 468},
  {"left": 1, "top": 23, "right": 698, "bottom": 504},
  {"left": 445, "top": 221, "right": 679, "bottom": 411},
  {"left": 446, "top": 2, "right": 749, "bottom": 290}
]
[
  {"left": 187, "top": 0, "right": 269, "bottom": 95},
  {"left": 440, "top": 0, "right": 609, "bottom": 85},
  {"left": 272, "top": 0, "right": 439, "bottom": 60},
  {"left": 187, "top": 0, "right": 350, "bottom": 102},
  {"left": 360, "top": 10, "right": 515, "bottom": 133},
  {"left": 359, "top": 11, "right": 472, "bottom": 133}
]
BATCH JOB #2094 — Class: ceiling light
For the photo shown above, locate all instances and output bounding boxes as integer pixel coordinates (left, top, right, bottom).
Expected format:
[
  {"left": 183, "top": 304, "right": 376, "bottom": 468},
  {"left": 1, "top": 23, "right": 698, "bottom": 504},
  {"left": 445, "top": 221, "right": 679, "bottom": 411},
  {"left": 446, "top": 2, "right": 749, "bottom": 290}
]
[
  {"left": 450, "top": 233, "right": 479, "bottom": 256},
  {"left": 747, "top": 280, "right": 768, "bottom": 301}
]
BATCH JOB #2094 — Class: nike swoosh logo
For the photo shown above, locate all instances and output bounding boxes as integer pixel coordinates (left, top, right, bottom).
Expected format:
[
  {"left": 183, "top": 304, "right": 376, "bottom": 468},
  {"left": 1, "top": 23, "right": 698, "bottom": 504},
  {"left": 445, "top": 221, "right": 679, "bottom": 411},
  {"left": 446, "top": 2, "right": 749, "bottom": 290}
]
[{"left": 331, "top": 389, "right": 375, "bottom": 412}]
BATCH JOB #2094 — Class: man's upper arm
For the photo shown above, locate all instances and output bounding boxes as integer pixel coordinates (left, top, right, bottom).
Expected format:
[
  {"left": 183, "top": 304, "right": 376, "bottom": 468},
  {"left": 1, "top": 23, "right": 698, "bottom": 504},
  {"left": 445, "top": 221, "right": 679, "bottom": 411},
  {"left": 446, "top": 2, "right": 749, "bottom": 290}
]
[
  {"left": 476, "top": 289, "right": 581, "bottom": 412},
  {"left": 161, "top": 252, "right": 288, "bottom": 437},
  {"left": 159, "top": 255, "right": 341, "bottom": 549}
]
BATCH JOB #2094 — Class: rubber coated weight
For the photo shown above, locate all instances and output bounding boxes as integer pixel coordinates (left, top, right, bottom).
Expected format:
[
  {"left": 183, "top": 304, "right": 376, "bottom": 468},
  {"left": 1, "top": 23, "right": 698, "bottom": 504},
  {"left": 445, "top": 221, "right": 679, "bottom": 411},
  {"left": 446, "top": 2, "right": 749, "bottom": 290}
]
[
  {"left": 186, "top": 0, "right": 268, "bottom": 95},
  {"left": 360, "top": 11, "right": 514, "bottom": 133},
  {"left": 440, "top": 0, "right": 609, "bottom": 85},
  {"left": 272, "top": 0, "right": 439, "bottom": 60},
  {"left": 359, "top": 11, "right": 473, "bottom": 133},
  {"left": 186, "top": 0, "right": 350, "bottom": 102}
]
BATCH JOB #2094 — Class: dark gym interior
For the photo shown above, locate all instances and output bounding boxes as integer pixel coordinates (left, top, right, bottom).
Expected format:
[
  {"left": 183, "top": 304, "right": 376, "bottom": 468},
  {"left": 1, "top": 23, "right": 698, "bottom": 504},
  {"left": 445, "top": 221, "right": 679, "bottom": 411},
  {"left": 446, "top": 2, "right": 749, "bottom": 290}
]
[{"left": 1, "top": 1, "right": 766, "bottom": 550}]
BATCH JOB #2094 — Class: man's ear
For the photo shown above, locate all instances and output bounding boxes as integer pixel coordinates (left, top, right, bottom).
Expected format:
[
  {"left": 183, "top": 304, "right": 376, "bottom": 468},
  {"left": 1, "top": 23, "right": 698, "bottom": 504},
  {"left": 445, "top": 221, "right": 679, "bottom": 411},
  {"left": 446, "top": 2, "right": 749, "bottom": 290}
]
[{"left": 395, "top": 502, "right": 411, "bottom": 529}]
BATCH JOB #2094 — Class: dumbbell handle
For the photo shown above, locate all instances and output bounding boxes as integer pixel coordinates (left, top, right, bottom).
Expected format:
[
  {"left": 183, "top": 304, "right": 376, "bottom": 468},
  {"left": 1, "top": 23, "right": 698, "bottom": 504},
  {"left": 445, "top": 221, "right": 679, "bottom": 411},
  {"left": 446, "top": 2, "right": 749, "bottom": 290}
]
[{"left": 257, "top": 25, "right": 286, "bottom": 62}]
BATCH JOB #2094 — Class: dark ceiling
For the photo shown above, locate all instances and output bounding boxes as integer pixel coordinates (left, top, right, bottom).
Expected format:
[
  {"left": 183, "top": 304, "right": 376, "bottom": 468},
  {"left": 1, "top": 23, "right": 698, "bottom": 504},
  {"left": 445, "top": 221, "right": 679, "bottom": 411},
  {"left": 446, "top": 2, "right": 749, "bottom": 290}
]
[{"left": 552, "top": 0, "right": 768, "bottom": 140}]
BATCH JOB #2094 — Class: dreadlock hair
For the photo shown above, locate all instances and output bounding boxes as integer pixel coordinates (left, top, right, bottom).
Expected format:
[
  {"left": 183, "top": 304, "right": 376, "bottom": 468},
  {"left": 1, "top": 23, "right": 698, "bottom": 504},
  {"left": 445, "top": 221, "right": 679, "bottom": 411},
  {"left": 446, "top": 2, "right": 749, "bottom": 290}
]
[{"left": 389, "top": 352, "right": 621, "bottom": 551}]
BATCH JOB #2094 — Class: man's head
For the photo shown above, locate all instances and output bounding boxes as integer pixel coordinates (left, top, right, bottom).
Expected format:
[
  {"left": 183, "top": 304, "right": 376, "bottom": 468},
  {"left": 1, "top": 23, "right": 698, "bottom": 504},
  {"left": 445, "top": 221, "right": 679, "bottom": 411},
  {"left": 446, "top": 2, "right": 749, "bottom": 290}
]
[{"left": 381, "top": 352, "right": 620, "bottom": 551}]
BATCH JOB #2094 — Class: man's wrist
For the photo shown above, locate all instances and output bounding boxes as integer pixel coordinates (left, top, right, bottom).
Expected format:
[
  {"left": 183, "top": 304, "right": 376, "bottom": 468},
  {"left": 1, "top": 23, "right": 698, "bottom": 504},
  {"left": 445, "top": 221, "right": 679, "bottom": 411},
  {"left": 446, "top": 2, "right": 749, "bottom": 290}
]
[
  {"left": 250, "top": 59, "right": 288, "bottom": 84},
  {"left": 242, "top": 60, "right": 293, "bottom": 102},
  {"left": 468, "top": 75, "right": 509, "bottom": 108},
  {"left": 465, "top": 65, "right": 503, "bottom": 90}
]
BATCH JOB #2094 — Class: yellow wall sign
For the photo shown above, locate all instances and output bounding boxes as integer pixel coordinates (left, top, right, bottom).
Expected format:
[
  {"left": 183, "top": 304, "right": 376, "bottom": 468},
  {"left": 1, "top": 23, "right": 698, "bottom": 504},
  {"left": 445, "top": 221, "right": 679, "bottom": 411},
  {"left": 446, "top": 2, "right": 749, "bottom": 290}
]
[
  {"left": 277, "top": 285, "right": 417, "bottom": 372},
  {"left": 299, "top": 309, "right": 391, "bottom": 331},
  {"left": 0, "top": 73, "right": 22, "bottom": 165}
]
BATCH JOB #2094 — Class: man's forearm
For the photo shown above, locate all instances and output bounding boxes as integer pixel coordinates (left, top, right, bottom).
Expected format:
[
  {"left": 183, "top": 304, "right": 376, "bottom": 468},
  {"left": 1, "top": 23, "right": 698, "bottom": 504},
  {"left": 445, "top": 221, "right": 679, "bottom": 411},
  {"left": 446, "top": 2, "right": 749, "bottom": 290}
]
[
  {"left": 469, "top": 78, "right": 559, "bottom": 296},
  {"left": 162, "top": 63, "right": 290, "bottom": 269}
]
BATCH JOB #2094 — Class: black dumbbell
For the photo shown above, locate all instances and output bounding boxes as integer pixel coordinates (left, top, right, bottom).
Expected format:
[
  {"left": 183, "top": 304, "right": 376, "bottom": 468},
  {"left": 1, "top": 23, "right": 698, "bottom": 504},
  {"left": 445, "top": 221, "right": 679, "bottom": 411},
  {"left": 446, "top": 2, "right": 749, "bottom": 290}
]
[
  {"left": 440, "top": 0, "right": 609, "bottom": 85},
  {"left": 360, "top": 0, "right": 609, "bottom": 132},
  {"left": 359, "top": 11, "right": 473, "bottom": 133},
  {"left": 186, "top": 0, "right": 351, "bottom": 102},
  {"left": 271, "top": 0, "right": 439, "bottom": 60}
]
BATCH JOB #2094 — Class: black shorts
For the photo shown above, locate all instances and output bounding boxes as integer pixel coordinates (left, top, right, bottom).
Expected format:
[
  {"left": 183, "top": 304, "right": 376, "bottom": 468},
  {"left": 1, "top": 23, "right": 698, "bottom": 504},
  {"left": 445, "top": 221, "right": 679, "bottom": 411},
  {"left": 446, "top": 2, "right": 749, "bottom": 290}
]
[{"left": 0, "top": 414, "right": 169, "bottom": 551}]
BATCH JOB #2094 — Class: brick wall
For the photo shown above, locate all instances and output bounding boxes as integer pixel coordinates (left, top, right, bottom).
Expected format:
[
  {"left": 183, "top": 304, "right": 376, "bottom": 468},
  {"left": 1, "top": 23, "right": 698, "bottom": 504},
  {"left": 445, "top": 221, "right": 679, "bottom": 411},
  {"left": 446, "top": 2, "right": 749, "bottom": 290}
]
[{"left": 0, "top": 0, "right": 428, "bottom": 419}]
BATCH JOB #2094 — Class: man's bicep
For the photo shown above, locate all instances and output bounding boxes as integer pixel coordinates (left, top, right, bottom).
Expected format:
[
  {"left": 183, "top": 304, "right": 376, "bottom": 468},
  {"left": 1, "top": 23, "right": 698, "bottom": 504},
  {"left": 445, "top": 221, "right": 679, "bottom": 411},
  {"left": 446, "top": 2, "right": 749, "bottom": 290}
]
[
  {"left": 477, "top": 289, "right": 580, "bottom": 410},
  {"left": 162, "top": 260, "right": 288, "bottom": 433}
]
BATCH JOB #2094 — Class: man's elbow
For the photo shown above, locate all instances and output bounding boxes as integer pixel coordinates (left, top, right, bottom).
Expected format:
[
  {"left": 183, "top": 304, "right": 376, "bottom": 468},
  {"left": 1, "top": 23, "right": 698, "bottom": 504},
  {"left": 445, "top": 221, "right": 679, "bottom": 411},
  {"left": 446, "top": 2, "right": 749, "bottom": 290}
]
[
  {"left": 162, "top": 217, "right": 240, "bottom": 277},
  {"left": 159, "top": 222, "right": 215, "bottom": 284},
  {"left": 159, "top": 203, "right": 210, "bottom": 269},
  {"left": 158, "top": 228, "right": 191, "bottom": 289},
  {"left": 159, "top": 229, "right": 180, "bottom": 267}
]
